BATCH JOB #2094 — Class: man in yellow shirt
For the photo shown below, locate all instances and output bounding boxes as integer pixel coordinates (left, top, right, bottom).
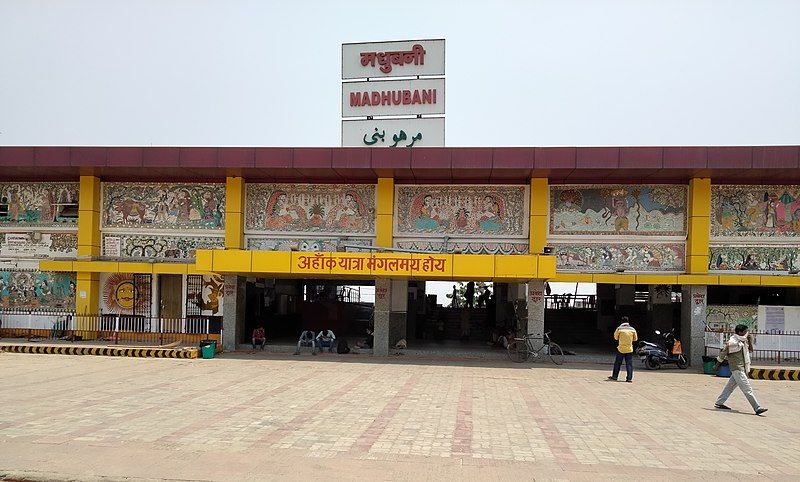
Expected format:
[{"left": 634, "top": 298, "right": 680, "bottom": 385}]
[{"left": 608, "top": 316, "right": 638, "bottom": 382}]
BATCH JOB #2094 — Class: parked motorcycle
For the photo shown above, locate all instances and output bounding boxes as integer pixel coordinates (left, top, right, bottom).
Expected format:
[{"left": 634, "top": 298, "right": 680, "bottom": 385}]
[{"left": 636, "top": 329, "right": 688, "bottom": 370}]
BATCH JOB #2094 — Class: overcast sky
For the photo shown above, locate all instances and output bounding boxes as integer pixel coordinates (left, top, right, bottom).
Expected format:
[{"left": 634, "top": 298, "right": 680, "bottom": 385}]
[{"left": 1, "top": 0, "right": 798, "bottom": 147}]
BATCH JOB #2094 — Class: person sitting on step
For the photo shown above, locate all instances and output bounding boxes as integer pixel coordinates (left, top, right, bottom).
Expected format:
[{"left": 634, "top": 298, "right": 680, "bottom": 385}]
[
  {"left": 294, "top": 330, "right": 316, "bottom": 355},
  {"left": 316, "top": 329, "right": 336, "bottom": 353},
  {"left": 252, "top": 326, "right": 266, "bottom": 351}
]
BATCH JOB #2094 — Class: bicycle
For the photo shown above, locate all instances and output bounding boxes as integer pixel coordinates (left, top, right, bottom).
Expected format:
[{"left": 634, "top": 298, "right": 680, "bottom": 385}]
[{"left": 507, "top": 331, "right": 565, "bottom": 365}]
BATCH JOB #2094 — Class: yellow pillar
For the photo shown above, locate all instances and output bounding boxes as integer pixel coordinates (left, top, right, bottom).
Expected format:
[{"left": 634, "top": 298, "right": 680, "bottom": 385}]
[
  {"left": 529, "top": 178, "right": 548, "bottom": 254},
  {"left": 686, "top": 178, "right": 711, "bottom": 274},
  {"left": 76, "top": 175, "right": 101, "bottom": 315},
  {"left": 225, "top": 176, "right": 245, "bottom": 250},
  {"left": 376, "top": 178, "right": 394, "bottom": 248}
]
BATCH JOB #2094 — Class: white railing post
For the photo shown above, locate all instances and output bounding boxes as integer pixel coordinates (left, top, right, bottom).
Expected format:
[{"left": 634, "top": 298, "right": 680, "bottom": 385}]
[
  {"left": 114, "top": 314, "right": 121, "bottom": 344},
  {"left": 205, "top": 317, "right": 210, "bottom": 337}
]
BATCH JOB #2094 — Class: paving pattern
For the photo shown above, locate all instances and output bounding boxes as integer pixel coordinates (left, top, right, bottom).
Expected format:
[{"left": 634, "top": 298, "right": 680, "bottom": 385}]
[{"left": 1, "top": 351, "right": 798, "bottom": 481}]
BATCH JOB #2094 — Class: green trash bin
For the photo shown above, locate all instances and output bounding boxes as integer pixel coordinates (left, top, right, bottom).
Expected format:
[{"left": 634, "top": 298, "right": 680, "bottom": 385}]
[
  {"left": 702, "top": 355, "right": 716, "bottom": 375},
  {"left": 200, "top": 340, "right": 216, "bottom": 359}
]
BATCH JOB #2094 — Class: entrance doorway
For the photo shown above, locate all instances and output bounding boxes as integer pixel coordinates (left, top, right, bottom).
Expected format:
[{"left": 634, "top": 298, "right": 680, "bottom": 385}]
[{"left": 159, "top": 274, "right": 183, "bottom": 319}]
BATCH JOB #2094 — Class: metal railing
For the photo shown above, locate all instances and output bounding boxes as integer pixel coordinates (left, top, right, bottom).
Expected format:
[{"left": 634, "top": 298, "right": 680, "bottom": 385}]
[
  {"left": 704, "top": 327, "right": 800, "bottom": 364},
  {"left": 0, "top": 310, "right": 220, "bottom": 346},
  {"left": 544, "top": 294, "right": 597, "bottom": 310}
]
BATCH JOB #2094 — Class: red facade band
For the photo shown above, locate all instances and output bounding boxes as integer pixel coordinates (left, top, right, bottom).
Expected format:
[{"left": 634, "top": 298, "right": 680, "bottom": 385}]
[
  {"left": 359, "top": 44, "right": 426, "bottom": 74},
  {"left": 296, "top": 253, "right": 446, "bottom": 273}
]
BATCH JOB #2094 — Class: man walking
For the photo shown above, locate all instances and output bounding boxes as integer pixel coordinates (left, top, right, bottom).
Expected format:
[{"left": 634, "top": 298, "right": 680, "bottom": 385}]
[
  {"left": 608, "top": 316, "right": 637, "bottom": 382},
  {"left": 714, "top": 324, "right": 768, "bottom": 415}
]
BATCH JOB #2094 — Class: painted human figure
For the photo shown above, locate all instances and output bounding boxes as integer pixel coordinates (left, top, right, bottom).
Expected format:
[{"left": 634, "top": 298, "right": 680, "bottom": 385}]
[
  {"left": 266, "top": 192, "right": 305, "bottom": 229},
  {"left": 612, "top": 195, "right": 630, "bottom": 232},
  {"left": 478, "top": 196, "right": 501, "bottom": 231},
  {"left": 41, "top": 190, "right": 55, "bottom": 223},
  {"left": 8, "top": 191, "right": 20, "bottom": 221},
  {"left": 415, "top": 194, "right": 439, "bottom": 230},
  {"left": 202, "top": 191, "right": 218, "bottom": 225},
  {"left": 177, "top": 191, "right": 192, "bottom": 221}
]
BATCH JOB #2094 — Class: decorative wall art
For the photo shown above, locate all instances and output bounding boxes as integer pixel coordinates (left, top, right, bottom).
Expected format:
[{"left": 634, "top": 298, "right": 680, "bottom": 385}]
[
  {"left": 709, "top": 245, "right": 800, "bottom": 272},
  {"left": 0, "top": 271, "right": 75, "bottom": 310},
  {"left": 102, "top": 234, "right": 223, "bottom": 260},
  {"left": 187, "top": 274, "right": 225, "bottom": 316},
  {"left": 712, "top": 185, "right": 800, "bottom": 237},
  {"left": 707, "top": 305, "right": 758, "bottom": 331},
  {"left": 394, "top": 185, "right": 528, "bottom": 237},
  {"left": 554, "top": 243, "right": 685, "bottom": 271},
  {"left": 102, "top": 183, "right": 225, "bottom": 230},
  {"left": 550, "top": 185, "right": 686, "bottom": 236},
  {"left": 394, "top": 240, "right": 529, "bottom": 255},
  {"left": 0, "top": 183, "right": 79, "bottom": 227},
  {"left": 246, "top": 184, "right": 375, "bottom": 235},
  {"left": 246, "top": 237, "right": 373, "bottom": 252},
  {"left": 100, "top": 273, "right": 150, "bottom": 315}
]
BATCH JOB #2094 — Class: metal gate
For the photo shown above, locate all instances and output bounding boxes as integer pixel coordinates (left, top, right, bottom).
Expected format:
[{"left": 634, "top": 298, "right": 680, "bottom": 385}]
[
  {"left": 186, "top": 274, "right": 203, "bottom": 316},
  {"left": 133, "top": 274, "right": 152, "bottom": 318}
]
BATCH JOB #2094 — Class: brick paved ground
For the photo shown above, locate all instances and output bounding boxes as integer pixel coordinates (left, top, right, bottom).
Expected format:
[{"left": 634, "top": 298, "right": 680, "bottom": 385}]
[{"left": 1, "top": 351, "right": 798, "bottom": 481}]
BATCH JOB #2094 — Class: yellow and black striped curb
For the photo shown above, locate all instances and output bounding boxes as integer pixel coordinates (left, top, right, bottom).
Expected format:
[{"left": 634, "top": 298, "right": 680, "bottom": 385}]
[
  {"left": 749, "top": 368, "right": 800, "bottom": 381},
  {"left": 0, "top": 344, "right": 198, "bottom": 359}
]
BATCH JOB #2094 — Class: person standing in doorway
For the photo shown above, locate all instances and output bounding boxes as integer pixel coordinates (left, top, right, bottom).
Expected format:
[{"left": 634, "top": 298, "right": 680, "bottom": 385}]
[
  {"left": 714, "top": 324, "right": 768, "bottom": 415},
  {"left": 608, "top": 316, "right": 637, "bottom": 382},
  {"left": 465, "top": 282, "right": 475, "bottom": 308},
  {"left": 451, "top": 285, "right": 459, "bottom": 308}
]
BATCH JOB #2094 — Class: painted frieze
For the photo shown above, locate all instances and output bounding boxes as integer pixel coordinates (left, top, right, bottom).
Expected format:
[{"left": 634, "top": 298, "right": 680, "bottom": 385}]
[
  {"left": 550, "top": 185, "right": 686, "bottom": 236},
  {"left": 102, "top": 234, "right": 223, "bottom": 260},
  {"left": 100, "top": 273, "right": 151, "bottom": 315},
  {"left": 712, "top": 185, "right": 800, "bottom": 238},
  {"left": 0, "top": 233, "right": 77, "bottom": 259},
  {"left": 394, "top": 240, "right": 529, "bottom": 255},
  {"left": 0, "top": 182, "right": 79, "bottom": 227},
  {"left": 554, "top": 243, "right": 685, "bottom": 271},
  {"left": 395, "top": 185, "right": 528, "bottom": 237},
  {"left": 246, "top": 237, "right": 373, "bottom": 252},
  {"left": 707, "top": 305, "right": 758, "bottom": 331},
  {"left": 246, "top": 184, "right": 375, "bottom": 235},
  {"left": 0, "top": 271, "right": 76, "bottom": 310},
  {"left": 102, "top": 183, "right": 225, "bottom": 230},
  {"left": 709, "top": 245, "right": 800, "bottom": 271}
]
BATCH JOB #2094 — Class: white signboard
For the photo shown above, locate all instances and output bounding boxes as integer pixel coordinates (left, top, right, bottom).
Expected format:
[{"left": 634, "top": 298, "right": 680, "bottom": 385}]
[
  {"left": 342, "top": 39, "right": 445, "bottom": 79},
  {"left": 342, "top": 78, "right": 445, "bottom": 118},
  {"left": 103, "top": 236, "right": 122, "bottom": 257},
  {"left": 342, "top": 117, "right": 445, "bottom": 147}
]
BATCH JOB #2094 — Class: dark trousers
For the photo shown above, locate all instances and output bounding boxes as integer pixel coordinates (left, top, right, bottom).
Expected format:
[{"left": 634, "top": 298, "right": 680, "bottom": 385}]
[{"left": 612, "top": 352, "right": 634, "bottom": 381}]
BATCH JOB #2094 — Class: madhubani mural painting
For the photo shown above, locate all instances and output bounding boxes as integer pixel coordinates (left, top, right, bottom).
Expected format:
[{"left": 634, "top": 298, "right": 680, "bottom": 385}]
[
  {"left": 246, "top": 237, "right": 373, "bottom": 252},
  {"left": 100, "top": 273, "right": 150, "bottom": 315},
  {"left": 0, "top": 271, "right": 75, "bottom": 310},
  {"left": 550, "top": 185, "right": 686, "bottom": 235},
  {"left": 102, "top": 234, "right": 224, "bottom": 260},
  {"left": 395, "top": 185, "right": 528, "bottom": 237},
  {"left": 0, "top": 233, "right": 77, "bottom": 259},
  {"left": 187, "top": 274, "right": 225, "bottom": 316},
  {"left": 554, "top": 243, "right": 685, "bottom": 271},
  {"left": 394, "top": 240, "right": 529, "bottom": 255},
  {"left": 707, "top": 305, "right": 758, "bottom": 331},
  {"left": 0, "top": 183, "right": 79, "bottom": 226},
  {"left": 712, "top": 185, "right": 800, "bottom": 237},
  {"left": 102, "top": 183, "right": 225, "bottom": 230},
  {"left": 709, "top": 245, "right": 800, "bottom": 271},
  {"left": 246, "top": 184, "right": 375, "bottom": 234}
]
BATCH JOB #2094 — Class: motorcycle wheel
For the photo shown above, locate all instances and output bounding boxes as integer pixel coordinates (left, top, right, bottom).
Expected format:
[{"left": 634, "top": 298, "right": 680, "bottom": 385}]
[
  {"left": 645, "top": 356, "right": 660, "bottom": 370},
  {"left": 676, "top": 355, "right": 688, "bottom": 369}
]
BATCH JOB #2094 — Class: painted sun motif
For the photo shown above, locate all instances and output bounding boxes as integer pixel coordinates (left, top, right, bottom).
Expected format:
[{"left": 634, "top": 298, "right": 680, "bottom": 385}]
[{"left": 103, "top": 273, "right": 136, "bottom": 313}]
